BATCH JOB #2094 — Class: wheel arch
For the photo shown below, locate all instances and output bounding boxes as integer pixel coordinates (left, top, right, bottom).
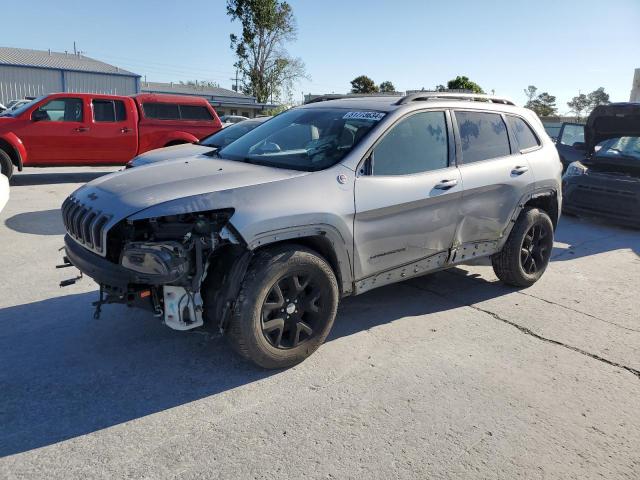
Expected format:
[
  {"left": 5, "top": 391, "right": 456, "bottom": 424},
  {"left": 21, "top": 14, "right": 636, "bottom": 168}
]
[
  {"left": 249, "top": 225, "right": 353, "bottom": 297},
  {"left": 0, "top": 134, "right": 25, "bottom": 171},
  {"left": 163, "top": 132, "right": 199, "bottom": 147}
]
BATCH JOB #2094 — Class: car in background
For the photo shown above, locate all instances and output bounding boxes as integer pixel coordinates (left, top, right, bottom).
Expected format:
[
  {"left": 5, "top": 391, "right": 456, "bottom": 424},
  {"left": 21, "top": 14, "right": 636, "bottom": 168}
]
[
  {"left": 0, "top": 92, "right": 222, "bottom": 179},
  {"left": 0, "top": 172, "right": 8, "bottom": 213},
  {"left": 555, "top": 122, "right": 586, "bottom": 171},
  {"left": 219, "top": 114, "right": 249, "bottom": 125},
  {"left": 562, "top": 103, "right": 640, "bottom": 227},
  {"left": 1, "top": 98, "right": 34, "bottom": 113},
  {"left": 127, "top": 116, "right": 271, "bottom": 168}
]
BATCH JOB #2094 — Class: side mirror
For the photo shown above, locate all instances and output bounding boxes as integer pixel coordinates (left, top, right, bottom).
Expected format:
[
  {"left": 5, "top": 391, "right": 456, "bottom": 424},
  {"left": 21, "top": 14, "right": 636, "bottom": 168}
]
[
  {"left": 31, "top": 109, "right": 48, "bottom": 122},
  {"left": 572, "top": 141, "right": 586, "bottom": 151}
]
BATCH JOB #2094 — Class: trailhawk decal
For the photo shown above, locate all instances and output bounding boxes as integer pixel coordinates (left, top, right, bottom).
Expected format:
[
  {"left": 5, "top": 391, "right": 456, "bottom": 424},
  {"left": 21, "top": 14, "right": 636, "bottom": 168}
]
[{"left": 343, "top": 111, "right": 385, "bottom": 121}]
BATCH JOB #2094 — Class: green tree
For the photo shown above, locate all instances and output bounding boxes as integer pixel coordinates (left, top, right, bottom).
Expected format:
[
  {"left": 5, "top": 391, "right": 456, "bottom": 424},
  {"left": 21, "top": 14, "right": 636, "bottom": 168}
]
[
  {"left": 227, "top": 0, "right": 307, "bottom": 103},
  {"left": 567, "top": 93, "right": 590, "bottom": 119},
  {"left": 587, "top": 87, "right": 610, "bottom": 111},
  {"left": 350, "top": 75, "right": 379, "bottom": 94},
  {"left": 435, "top": 84, "right": 446, "bottom": 92},
  {"left": 524, "top": 85, "right": 538, "bottom": 103},
  {"left": 378, "top": 81, "right": 396, "bottom": 93},
  {"left": 526, "top": 91, "right": 557, "bottom": 117},
  {"left": 446, "top": 76, "right": 484, "bottom": 94}
]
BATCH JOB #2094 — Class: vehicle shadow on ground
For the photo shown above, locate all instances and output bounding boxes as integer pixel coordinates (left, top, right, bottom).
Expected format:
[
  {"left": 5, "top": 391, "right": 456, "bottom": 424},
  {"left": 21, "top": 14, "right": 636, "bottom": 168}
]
[
  {"left": 4, "top": 209, "right": 65, "bottom": 235},
  {"left": 10, "top": 171, "right": 114, "bottom": 186},
  {"left": 551, "top": 216, "right": 640, "bottom": 262},
  {"left": 0, "top": 270, "right": 519, "bottom": 457}
]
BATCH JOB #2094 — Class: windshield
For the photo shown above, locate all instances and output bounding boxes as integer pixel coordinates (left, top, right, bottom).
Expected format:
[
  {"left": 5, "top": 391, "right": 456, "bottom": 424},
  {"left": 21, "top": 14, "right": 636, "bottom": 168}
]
[
  {"left": 218, "top": 108, "right": 385, "bottom": 171},
  {"left": 0, "top": 96, "right": 42, "bottom": 117},
  {"left": 595, "top": 137, "right": 640, "bottom": 161},
  {"left": 201, "top": 119, "right": 266, "bottom": 148}
]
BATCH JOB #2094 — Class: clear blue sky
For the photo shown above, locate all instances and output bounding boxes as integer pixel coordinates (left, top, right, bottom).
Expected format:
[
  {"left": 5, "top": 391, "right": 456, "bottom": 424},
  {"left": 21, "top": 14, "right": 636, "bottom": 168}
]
[{"left": 4, "top": 0, "right": 639, "bottom": 113}]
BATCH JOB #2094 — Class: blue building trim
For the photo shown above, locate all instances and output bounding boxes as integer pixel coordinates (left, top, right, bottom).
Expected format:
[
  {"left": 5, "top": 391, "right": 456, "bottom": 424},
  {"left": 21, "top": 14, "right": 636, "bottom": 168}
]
[{"left": 60, "top": 69, "right": 66, "bottom": 92}]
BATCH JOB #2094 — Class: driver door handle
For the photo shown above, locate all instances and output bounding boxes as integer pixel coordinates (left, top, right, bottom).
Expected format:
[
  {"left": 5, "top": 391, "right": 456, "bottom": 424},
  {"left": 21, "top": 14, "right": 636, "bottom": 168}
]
[
  {"left": 74, "top": 126, "right": 89, "bottom": 132},
  {"left": 434, "top": 179, "right": 458, "bottom": 190},
  {"left": 511, "top": 165, "right": 529, "bottom": 175},
  {"left": 120, "top": 127, "right": 132, "bottom": 133}
]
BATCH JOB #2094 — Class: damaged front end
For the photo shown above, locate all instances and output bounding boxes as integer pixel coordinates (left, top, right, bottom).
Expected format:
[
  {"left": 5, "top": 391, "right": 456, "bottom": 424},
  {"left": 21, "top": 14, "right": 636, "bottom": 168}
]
[{"left": 62, "top": 205, "right": 246, "bottom": 331}]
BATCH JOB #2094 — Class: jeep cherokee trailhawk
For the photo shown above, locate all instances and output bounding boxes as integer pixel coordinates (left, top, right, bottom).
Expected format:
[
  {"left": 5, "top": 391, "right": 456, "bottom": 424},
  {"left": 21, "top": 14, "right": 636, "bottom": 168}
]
[{"left": 60, "top": 92, "right": 562, "bottom": 368}]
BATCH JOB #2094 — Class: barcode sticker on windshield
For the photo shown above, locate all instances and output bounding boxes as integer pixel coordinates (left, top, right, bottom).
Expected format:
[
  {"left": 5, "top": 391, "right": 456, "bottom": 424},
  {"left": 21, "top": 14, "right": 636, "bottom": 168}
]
[{"left": 343, "top": 111, "right": 385, "bottom": 121}]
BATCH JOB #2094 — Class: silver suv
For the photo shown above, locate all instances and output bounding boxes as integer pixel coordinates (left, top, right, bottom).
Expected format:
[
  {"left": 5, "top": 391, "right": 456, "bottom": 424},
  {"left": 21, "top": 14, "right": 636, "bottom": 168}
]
[{"left": 61, "top": 93, "right": 562, "bottom": 368}]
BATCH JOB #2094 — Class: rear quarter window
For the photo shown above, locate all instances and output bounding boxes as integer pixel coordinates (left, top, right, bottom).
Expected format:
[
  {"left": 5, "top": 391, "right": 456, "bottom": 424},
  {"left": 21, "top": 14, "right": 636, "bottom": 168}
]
[{"left": 507, "top": 115, "right": 539, "bottom": 151}]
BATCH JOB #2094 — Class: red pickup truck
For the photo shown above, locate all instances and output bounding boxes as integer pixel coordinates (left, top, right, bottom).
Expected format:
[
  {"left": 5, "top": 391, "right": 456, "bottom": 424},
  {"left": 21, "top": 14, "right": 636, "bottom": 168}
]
[{"left": 0, "top": 92, "right": 222, "bottom": 179}]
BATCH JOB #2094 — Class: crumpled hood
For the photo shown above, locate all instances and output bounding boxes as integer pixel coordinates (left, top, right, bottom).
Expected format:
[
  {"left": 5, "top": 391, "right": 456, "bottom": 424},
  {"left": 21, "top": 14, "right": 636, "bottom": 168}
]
[
  {"left": 586, "top": 103, "right": 640, "bottom": 152},
  {"left": 129, "top": 143, "right": 213, "bottom": 167},
  {"left": 71, "top": 155, "right": 307, "bottom": 222}
]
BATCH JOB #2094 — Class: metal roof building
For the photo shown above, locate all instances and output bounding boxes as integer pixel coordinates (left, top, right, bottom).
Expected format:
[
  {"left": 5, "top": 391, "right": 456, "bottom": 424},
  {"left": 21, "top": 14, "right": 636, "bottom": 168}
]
[
  {"left": 0, "top": 46, "right": 140, "bottom": 105},
  {"left": 141, "top": 81, "right": 274, "bottom": 118}
]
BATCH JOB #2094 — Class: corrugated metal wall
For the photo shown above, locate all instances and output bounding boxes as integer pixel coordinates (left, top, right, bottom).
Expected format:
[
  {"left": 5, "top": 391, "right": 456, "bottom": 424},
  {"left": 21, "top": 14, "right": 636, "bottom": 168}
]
[
  {"left": 0, "top": 66, "right": 138, "bottom": 104},
  {"left": 64, "top": 71, "right": 137, "bottom": 96},
  {"left": 0, "top": 65, "right": 61, "bottom": 104}
]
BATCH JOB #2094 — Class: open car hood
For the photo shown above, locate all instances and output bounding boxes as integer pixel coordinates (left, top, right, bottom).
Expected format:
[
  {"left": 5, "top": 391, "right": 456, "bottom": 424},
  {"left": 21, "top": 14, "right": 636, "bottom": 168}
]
[{"left": 585, "top": 103, "right": 640, "bottom": 153}]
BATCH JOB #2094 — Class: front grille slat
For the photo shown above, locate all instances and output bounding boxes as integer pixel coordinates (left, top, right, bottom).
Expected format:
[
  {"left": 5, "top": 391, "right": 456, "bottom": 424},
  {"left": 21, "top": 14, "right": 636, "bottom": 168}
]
[{"left": 62, "top": 195, "right": 110, "bottom": 256}]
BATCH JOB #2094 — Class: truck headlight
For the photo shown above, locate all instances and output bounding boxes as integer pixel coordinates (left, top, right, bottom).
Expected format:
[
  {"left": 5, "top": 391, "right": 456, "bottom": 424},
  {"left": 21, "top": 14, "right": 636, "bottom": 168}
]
[{"left": 564, "top": 161, "right": 588, "bottom": 178}]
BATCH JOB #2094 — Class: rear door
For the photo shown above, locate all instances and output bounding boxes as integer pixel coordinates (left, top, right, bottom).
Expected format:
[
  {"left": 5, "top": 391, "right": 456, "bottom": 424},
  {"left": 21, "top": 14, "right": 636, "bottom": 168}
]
[
  {"left": 87, "top": 98, "right": 138, "bottom": 164},
  {"left": 18, "top": 97, "right": 88, "bottom": 164},
  {"left": 452, "top": 110, "right": 536, "bottom": 256},
  {"left": 353, "top": 110, "right": 462, "bottom": 285}
]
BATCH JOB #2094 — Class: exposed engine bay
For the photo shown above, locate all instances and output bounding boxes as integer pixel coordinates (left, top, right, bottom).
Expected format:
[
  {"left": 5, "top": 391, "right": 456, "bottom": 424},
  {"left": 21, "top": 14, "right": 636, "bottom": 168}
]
[{"left": 61, "top": 208, "right": 246, "bottom": 331}]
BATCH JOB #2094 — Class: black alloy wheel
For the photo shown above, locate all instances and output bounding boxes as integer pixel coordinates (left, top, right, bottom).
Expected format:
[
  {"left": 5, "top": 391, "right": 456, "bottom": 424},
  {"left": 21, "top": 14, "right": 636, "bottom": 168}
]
[
  {"left": 261, "top": 271, "right": 326, "bottom": 349},
  {"left": 520, "top": 223, "right": 552, "bottom": 274}
]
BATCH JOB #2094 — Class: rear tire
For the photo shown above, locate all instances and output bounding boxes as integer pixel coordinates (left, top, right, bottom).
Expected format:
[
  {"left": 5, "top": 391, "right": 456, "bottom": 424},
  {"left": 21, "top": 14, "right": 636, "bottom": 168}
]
[
  {"left": 0, "top": 150, "right": 13, "bottom": 180},
  {"left": 492, "top": 207, "right": 554, "bottom": 287},
  {"left": 225, "top": 245, "right": 339, "bottom": 369}
]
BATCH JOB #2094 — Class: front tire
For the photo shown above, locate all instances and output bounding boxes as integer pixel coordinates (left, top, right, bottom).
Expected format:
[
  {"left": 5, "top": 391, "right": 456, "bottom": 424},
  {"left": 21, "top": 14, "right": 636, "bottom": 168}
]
[
  {"left": 492, "top": 207, "right": 554, "bottom": 287},
  {"left": 0, "top": 150, "right": 13, "bottom": 180},
  {"left": 226, "top": 245, "right": 339, "bottom": 369}
]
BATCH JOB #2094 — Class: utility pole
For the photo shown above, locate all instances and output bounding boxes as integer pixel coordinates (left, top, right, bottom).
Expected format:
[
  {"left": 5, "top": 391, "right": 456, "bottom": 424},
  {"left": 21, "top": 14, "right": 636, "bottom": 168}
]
[
  {"left": 73, "top": 41, "right": 76, "bottom": 55},
  {"left": 230, "top": 69, "right": 240, "bottom": 92}
]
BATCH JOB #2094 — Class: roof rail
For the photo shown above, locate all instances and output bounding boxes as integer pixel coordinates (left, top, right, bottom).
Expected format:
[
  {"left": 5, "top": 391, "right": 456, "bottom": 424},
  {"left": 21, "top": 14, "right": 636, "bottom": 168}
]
[
  {"left": 396, "top": 92, "right": 515, "bottom": 106},
  {"left": 304, "top": 93, "right": 398, "bottom": 105}
]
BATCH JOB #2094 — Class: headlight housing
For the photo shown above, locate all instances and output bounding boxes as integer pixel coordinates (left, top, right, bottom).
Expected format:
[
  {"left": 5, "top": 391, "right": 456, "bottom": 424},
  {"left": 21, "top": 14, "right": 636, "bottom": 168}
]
[{"left": 564, "top": 161, "right": 588, "bottom": 178}]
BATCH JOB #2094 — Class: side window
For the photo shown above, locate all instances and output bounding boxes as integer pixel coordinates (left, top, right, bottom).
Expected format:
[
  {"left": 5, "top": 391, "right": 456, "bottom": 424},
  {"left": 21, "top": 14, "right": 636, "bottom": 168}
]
[
  {"left": 143, "top": 102, "right": 180, "bottom": 120},
  {"left": 34, "top": 98, "right": 83, "bottom": 122},
  {"left": 179, "top": 105, "right": 213, "bottom": 120},
  {"left": 455, "top": 111, "right": 510, "bottom": 163},
  {"left": 93, "top": 100, "right": 127, "bottom": 122},
  {"left": 507, "top": 115, "right": 539, "bottom": 151},
  {"left": 372, "top": 111, "right": 448, "bottom": 176},
  {"left": 559, "top": 123, "right": 585, "bottom": 146}
]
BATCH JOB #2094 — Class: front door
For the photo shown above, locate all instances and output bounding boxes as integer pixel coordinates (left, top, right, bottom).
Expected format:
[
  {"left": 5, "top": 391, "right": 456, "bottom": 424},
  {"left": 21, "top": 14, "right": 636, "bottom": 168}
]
[
  {"left": 353, "top": 110, "right": 462, "bottom": 284},
  {"left": 19, "top": 97, "right": 88, "bottom": 164}
]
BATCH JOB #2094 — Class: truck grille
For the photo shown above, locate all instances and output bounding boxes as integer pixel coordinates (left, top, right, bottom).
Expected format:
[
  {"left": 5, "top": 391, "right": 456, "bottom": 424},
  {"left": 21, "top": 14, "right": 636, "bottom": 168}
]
[{"left": 61, "top": 196, "right": 111, "bottom": 255}]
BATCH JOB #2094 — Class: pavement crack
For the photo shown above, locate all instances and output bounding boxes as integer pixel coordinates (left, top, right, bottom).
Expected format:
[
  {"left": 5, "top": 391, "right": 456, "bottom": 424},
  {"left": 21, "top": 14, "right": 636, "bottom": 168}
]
[
  {"left": 515, "top": 291, "right": 640, "bottom": 333},
  {"left": 442, "top": 269, "right": 640, "bottom": 334},
  {"left": 409, "top": 283, "right": 640, "bottom": 381}
]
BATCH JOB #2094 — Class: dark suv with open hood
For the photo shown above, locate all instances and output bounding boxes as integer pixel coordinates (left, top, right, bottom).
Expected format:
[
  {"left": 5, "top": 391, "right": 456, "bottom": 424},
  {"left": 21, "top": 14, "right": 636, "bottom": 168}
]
[{"left": 562, "top": 103, "right": 640, "bottom": 227}]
